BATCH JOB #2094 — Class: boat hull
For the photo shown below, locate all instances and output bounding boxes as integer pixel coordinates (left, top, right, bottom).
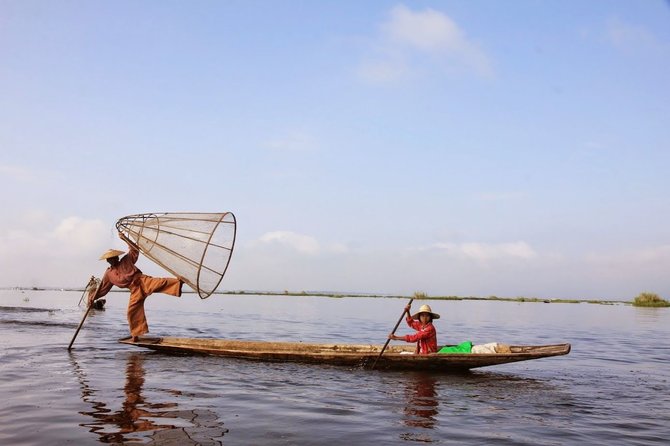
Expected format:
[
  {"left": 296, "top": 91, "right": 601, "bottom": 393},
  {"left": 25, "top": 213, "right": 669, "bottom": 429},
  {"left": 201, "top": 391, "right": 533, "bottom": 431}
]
[{"left": 120, "top": 337, "right": 571, "bottom": 371}]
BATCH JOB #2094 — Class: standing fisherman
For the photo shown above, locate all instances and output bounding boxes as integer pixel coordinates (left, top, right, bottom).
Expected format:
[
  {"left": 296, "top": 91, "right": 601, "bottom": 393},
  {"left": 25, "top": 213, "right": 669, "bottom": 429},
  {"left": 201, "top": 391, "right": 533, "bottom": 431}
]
[{"left": 89, "top": 232, "right": 183, "bottom": 341}]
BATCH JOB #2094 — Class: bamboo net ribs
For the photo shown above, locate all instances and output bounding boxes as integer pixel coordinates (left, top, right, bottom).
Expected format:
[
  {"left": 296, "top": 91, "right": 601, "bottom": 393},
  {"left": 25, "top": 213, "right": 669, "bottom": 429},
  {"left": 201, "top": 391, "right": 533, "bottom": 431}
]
[{"left": 116, "top": 212, "right": 236, "bottom": 299}]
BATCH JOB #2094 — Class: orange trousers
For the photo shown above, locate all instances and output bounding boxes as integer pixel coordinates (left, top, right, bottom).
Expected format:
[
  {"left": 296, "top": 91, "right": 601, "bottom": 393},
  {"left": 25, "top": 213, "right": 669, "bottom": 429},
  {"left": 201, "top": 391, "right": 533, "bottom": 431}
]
[{"left": 127, "top": 274, "right": 181, "bottom": 337}]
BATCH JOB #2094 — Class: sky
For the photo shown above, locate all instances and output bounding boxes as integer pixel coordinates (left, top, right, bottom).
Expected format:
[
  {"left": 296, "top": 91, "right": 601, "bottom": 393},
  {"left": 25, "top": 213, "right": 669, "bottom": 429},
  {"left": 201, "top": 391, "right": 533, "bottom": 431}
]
[{"left": 1, "top": 1, "right": 668, "bottom": 300}]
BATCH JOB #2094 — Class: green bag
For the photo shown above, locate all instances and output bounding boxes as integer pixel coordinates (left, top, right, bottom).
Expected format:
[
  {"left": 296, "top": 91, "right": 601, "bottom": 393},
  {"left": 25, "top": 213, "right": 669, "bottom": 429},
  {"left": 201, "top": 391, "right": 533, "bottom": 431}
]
[{"left": 437, "top": 341, "right": 472, "bottom": 354}]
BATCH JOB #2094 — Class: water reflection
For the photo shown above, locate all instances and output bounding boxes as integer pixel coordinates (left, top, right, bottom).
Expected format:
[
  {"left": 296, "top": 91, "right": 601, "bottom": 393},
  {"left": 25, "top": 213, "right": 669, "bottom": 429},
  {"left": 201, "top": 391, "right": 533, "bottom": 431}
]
[
  {"left": 399, "top": 372, "right": 439, "bottom": 442},
  {"left": 402, "top": 373, "right": 439, "bottom": 428},
  {"left": 70, "top": 352, "right": 227, "bottom": 444},
  {"left": 394, "top": 369, "right": 578, "bottom": 443},
  {"left": 633, "top": 306, "right": 667, "bottom": 324}
]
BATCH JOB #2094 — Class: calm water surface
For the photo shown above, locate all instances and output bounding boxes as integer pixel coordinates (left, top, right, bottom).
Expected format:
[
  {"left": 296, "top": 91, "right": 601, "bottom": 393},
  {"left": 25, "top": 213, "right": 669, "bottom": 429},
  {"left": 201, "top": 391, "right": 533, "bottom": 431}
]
[{"left": 1, "top": 290, "right": 669, "bottom": 445}]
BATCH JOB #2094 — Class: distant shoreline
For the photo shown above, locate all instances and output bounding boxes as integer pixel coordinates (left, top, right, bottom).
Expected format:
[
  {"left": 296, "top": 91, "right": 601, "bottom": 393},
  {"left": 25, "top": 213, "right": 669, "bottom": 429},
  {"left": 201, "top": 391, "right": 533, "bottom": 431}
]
[{"left": 1, "top": 286, "right": 630, "bottom": 305}]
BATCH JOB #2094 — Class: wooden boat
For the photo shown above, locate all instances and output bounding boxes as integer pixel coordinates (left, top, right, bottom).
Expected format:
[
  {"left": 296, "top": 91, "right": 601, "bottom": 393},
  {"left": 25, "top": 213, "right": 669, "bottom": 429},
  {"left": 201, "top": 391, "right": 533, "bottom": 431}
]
[{"left": 120, "top": 337, "right": 570, "bottom": 371}]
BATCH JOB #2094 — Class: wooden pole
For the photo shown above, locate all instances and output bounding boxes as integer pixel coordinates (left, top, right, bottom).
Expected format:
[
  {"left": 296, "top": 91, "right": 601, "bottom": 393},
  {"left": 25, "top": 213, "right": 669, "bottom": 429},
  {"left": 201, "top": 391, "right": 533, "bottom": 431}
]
[
  {"left": 371, "top": 297, "right": 413, "bottom": 369},
  {"left": 68, "top": 304, "right": 93, "bottom": 351},
  {"left": 68, "top": 277, "right": 99, "bottom": 351}
]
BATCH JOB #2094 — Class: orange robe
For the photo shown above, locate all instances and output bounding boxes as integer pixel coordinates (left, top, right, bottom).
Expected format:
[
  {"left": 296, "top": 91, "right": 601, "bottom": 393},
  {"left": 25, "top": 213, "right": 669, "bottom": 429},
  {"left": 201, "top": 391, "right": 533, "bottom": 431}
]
[{"left": 94, "top": 246, "right": 181, "bottom": 337}]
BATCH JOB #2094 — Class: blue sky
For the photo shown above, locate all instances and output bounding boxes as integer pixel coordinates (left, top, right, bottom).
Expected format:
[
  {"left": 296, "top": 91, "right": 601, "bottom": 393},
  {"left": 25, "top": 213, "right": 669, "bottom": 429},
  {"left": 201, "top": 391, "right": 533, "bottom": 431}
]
[{"left": 1, "top": 1, "right": 668, "bottom": 300}]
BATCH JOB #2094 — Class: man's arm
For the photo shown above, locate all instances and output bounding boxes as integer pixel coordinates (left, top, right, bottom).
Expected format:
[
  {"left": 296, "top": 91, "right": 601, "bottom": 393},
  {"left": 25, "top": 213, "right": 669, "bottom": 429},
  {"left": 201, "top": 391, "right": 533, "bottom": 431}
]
[
  {"left": 89, "top": 273, "right": 112, "bottom": 304},
  {"left": 118, "top": 232, "right": 139, "bottom": 263}
]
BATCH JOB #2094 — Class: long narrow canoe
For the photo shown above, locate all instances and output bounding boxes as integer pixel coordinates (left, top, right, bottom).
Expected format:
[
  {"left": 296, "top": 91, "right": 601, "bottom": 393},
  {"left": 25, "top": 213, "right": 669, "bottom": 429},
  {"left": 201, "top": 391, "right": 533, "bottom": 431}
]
[{"left": 120, "top": 337, "right": 570, "bottom": 371}]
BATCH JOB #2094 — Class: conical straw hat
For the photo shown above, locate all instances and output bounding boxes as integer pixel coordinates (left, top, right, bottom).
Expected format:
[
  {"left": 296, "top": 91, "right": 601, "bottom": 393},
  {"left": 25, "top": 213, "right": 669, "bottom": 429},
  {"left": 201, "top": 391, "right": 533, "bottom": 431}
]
[
  {"left": 412, "top": 304, "right": 440, "bottom": 320},
  {"left": 99, "top": 249, "right": 125, "bottom": 260}
]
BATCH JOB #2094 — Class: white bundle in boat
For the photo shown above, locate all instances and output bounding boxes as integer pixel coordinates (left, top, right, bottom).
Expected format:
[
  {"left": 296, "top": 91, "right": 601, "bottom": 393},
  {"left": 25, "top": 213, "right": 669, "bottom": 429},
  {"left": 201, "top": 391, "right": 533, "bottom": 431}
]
[{"left": 116, "top": 212, "right": 236, "bottom": 299}]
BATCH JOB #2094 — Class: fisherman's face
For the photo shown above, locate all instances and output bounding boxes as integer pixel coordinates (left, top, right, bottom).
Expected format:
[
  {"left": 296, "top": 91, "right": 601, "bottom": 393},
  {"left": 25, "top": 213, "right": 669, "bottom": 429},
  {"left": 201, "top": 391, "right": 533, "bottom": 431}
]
[
  {"left": 107, "top": 256, "right": 120, "bottom": 266},
  {"left": 419, "top": 313, "right": 432, "bottom": 325}
]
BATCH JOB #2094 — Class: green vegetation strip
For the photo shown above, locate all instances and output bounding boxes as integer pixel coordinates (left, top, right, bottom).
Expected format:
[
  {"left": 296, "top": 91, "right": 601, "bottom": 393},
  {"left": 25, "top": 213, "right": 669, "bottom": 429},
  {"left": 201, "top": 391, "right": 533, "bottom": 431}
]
[
  {"left": 219, "top": 290, "right": 625, "bottom": 305},
  {"left": 632, "top": 292, "right": 670, "bottom": 307},
  {"left": 6, "top": 287, "right": 668, "bottom": 307}
]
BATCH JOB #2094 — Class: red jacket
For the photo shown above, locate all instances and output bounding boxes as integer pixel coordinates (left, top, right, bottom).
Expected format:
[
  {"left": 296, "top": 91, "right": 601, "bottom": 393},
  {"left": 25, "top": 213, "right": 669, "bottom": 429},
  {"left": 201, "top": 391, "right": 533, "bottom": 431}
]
[{"left": 403, "top": 315, "right": 438, "bottom": 354}]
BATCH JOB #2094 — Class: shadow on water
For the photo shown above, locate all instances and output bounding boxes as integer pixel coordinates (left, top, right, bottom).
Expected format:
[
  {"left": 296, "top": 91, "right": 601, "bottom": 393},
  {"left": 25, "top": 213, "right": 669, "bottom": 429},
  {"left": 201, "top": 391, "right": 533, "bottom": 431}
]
[{"left": 69, "top": 352, "right": 228, "bottom": 445}]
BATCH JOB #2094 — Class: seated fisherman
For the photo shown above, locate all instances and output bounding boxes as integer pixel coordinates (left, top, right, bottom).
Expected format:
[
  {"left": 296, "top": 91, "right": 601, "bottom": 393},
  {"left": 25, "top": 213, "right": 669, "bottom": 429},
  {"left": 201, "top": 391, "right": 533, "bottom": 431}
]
[{"left": 388, "top": 303, "right": 440, "bottom": 354}]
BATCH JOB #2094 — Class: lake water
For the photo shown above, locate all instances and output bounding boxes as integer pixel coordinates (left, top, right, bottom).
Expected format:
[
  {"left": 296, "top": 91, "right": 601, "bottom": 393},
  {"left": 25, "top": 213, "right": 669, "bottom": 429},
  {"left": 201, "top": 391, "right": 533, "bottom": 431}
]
[{"left": 1, "top": 289, "right": 669, "bottom": 445}]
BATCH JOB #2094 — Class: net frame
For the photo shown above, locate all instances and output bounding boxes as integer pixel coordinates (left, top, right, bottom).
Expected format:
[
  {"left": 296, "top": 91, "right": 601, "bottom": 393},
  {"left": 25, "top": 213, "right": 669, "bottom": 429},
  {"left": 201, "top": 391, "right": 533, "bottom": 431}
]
[{"left": 116, "top": 212, "right": 236, "bottom": 299}]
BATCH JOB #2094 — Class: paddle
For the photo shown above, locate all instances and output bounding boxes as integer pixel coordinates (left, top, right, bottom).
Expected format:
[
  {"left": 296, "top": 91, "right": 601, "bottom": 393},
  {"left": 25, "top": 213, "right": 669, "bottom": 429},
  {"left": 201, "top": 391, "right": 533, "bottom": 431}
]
[
  {"left": 68, "top": 303, "right": 93, "bottom": 351},
  {"left": 68, "top": 277, "right": 99, "bottom": 351},
  {"left": 371, "top": 297, "right": 413, "bottom": 369}
]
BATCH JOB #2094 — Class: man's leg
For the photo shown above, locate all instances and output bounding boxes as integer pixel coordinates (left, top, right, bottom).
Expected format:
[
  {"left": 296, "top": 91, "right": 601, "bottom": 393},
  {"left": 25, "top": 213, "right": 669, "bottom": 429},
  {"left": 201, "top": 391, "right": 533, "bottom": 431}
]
[
  {"left": 127, "top": 285, "right": 149, "bottom": 340},
  {"left": 139, "top": 275, "right": 182, "bottom": 297}
]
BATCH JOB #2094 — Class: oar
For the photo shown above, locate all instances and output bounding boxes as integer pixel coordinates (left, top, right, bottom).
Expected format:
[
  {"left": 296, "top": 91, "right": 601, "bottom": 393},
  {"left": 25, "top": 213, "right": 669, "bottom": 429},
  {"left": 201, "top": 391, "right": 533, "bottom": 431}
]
[
  {"left": 68, "top": 277, "right": 99, "bottom": 350},
  {"left": 371, "top": 297, "right": 413, "bottom": 369},
  {"left": 68, "top": 303, "right": 93, "bottom": 351}
]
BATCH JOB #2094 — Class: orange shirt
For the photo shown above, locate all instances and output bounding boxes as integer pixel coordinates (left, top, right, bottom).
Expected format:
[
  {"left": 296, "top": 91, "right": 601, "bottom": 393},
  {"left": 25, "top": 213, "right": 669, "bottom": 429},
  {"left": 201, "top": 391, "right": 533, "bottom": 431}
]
[{"left": 95, "top": 246, "right": 141, "bottom": 297}]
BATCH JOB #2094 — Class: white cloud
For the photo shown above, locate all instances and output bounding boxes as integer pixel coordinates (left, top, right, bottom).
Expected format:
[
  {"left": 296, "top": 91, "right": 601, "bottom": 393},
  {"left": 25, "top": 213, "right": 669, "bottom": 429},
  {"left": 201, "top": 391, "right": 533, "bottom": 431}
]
[
  {"left": 202, "top": 236, "right": 669, "bottom": 300},
  {"left": 4, "top": 213, "right": 666, "bottom": 300},
  {"left": 358, "top": 57, "right": 410, "bottom": 84},
  {"left": 0, "top": 214, "right": 111, "bottom": 287},
  {"left": 585, "top": 244, "right": 670, "bottom": 269},
  {"left": 53, "top": 217, "right": 108, "bottom": 251},
  {"left": 358, "top": 4, "right": 492, "bottom": 83},
  {"left": 383, "top": 5, "right": 470, "bottom": 53},
  {"left": 264, "top": 131, "right": 318, "bottom": 152},
  {"left": 431, "top": 241, "right": 537, "bottom": 262},
  {"left": 257, "top": 231, "right": 321, "bottom": 255},
  {"left": 250, "top": 231, "right": 351, "bottom": 257},
  {"left": 605, "top": 17, "right": 658, "bottom": 51},
  {"left": 328, "top": 243, "right": 350, "bottom": 254},
  {"left": 0, "top": 164, "right": 37, "bottom": 182},
  {"left": 576, "top": 245, "right": 670, "bottom": 298},
  {"left": 475, "top": 191, "right": 528, "bottom": 202}
]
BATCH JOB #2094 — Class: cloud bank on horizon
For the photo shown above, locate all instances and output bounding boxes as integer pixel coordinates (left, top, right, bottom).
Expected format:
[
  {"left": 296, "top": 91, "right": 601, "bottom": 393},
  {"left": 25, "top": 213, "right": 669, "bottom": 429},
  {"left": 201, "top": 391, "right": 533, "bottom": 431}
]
[{"left": 1, "top": 1, "right": 668, "bottom": 300}]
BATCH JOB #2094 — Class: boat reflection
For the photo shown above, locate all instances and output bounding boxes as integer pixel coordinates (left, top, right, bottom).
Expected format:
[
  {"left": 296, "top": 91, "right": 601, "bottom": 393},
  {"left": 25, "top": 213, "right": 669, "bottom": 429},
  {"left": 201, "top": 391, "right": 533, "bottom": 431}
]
[{"left": 70, "top": 352, "right": 227, "bottom": 444}]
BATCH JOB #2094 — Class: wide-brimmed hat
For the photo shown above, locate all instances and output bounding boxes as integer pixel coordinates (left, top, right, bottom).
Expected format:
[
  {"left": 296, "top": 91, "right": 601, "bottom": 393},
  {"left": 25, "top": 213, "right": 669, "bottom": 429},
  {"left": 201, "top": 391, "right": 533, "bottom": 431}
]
[
  {"left": 412, "top": 304, "right": 440, "bottom": 320},
  {"left": 99, "top": 249, "right": 125, "bottom": 260}
]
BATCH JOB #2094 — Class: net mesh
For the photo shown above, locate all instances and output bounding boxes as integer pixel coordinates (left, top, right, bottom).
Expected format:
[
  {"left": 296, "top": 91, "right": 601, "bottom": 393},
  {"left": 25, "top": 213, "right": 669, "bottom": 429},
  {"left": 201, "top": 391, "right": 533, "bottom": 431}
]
[{"left": 116, "top": 212, "right": 236, "bottom": 299}]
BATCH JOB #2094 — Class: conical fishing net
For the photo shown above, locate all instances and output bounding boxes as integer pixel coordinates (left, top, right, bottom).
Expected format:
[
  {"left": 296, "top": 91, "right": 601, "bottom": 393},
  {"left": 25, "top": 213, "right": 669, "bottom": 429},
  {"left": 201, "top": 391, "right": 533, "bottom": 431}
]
[{"left": 116, "top": 212, "right": 236, "bottom": 299}]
